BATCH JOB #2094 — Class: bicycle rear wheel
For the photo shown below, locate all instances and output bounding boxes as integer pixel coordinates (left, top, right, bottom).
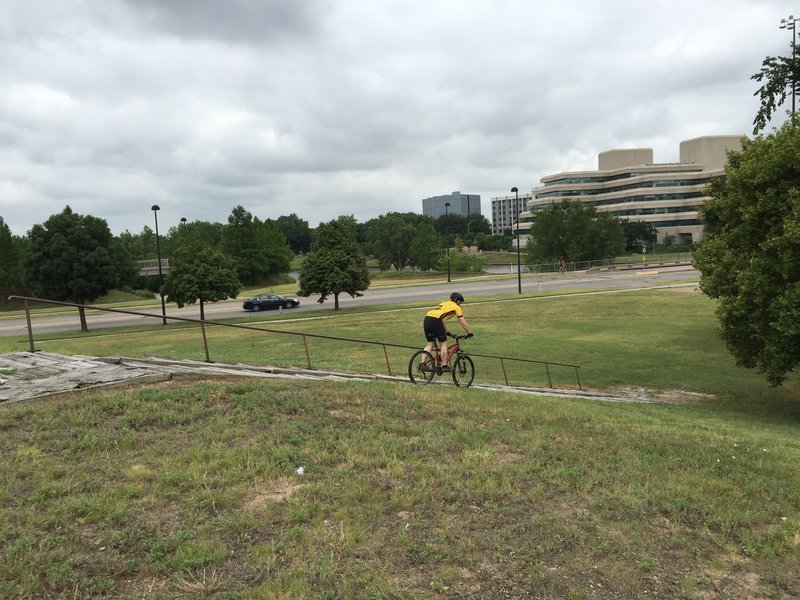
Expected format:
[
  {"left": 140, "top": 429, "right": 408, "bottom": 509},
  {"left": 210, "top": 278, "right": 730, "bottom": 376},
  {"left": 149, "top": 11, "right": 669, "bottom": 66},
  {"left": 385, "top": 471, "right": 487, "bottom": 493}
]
[
  {"left": 452, "top": 355, "right": 474, "bottom": 387},
  {"left": 409, "top": 350, "right": 436, "bottom": 384}
]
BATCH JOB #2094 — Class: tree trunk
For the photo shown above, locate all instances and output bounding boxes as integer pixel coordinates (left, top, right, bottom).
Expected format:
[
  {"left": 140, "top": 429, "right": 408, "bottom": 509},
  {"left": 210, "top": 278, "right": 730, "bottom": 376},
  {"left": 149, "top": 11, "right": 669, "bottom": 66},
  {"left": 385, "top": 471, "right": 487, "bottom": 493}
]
[
  {"left": 78, "top": 306, "right": 88, "bottom": 332},
  {"left": 200, "top": 299, "right": 205, "bottom": 321},
  {"left": 334, "top": 292, "right": 339, "bottom": 310}
]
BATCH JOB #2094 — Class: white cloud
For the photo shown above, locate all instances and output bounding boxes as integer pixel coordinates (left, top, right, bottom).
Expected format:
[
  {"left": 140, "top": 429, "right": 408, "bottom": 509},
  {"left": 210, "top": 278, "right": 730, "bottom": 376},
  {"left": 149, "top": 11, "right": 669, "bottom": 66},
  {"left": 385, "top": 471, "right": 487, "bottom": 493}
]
[{"left": 0, "top": 0, "right": 793, "bottom": 235}]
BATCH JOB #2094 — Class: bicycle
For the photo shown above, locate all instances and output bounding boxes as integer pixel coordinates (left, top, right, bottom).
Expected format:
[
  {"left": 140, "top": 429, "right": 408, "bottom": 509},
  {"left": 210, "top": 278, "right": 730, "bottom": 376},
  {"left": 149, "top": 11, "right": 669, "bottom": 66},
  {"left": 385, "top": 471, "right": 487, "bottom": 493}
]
[{"left": 408, "top": 333, "right": 475, "bottom": 387}]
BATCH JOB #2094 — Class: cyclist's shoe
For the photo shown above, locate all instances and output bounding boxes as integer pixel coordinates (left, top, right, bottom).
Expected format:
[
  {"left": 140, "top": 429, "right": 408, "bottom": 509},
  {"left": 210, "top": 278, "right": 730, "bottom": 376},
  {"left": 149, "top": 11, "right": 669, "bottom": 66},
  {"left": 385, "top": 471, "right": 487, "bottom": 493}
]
[
  {"left": 418, "top": 363, "right": 432, "bottom": 372},
  {"left": 440, "top": 365, "right": 452, "bottom": 373}
]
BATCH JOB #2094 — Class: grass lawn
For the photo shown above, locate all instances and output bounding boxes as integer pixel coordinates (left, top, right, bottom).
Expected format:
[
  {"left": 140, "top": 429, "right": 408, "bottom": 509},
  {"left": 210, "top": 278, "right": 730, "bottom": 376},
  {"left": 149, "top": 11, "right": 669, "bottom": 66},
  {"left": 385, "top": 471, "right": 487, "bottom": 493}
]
[{"left": 1, "top": 288, "right": 799, "bottom": 598}]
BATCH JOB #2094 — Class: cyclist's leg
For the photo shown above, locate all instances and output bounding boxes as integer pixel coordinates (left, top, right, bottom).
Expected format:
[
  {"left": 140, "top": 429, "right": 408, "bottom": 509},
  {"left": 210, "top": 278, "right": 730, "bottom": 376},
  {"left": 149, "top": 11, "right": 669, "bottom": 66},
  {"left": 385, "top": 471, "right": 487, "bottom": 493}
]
[
  {"left": 422, "top": 318, "right": 434, "bottom": 366},
  {"left": 425, "top": 317, "right": 449, "bottom": 373}
]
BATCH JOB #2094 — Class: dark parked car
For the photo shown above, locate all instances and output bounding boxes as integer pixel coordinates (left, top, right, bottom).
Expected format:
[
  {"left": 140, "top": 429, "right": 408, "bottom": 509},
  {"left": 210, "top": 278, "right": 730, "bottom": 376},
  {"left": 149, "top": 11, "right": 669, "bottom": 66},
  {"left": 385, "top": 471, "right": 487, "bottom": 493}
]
[{"left": 243, "top": 294, "right": 300, "bottom": 311}]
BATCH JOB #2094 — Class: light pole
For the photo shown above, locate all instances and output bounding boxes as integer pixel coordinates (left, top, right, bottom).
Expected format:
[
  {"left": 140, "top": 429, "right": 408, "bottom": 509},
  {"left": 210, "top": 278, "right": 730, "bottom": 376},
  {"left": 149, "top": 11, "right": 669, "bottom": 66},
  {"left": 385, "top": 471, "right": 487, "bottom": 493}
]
[
  {"left": 444, "top": 202, "right": 451, "bottom": 283},
  {"left": 511, "top": 187, "right": 521, "bottom": 294},
  {"left": 781, "top": 14, "right": 800, "bottom": 115},
  {"left": 151, "top": 205, "right": 167, "bottom": 325}
]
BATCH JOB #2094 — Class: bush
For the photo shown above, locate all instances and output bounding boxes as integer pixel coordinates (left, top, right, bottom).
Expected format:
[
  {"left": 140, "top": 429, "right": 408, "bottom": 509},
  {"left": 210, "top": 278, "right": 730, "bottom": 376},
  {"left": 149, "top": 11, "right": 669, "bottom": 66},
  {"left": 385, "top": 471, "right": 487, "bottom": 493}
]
[{"left": 448, "top": 252, "right": 487, "bottom": 273}]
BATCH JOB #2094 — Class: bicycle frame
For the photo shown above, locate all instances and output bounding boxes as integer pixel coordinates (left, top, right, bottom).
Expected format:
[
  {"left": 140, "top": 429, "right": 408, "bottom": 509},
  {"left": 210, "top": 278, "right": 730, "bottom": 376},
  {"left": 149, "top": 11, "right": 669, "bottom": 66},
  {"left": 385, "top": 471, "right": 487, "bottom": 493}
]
[
  {"left": 430, "top": 340, "right": 460, "bottom": 366},
  {"left": 429, "top": 334, "right": 470, "bottom": 366}
]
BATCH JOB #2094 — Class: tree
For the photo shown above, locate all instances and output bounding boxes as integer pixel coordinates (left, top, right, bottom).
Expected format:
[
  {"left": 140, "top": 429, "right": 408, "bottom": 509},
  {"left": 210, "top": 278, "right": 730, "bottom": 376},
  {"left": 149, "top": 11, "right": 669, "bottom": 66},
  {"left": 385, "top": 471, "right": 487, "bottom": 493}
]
[
  {"left": 751, "top": 43, "right": 800, "bottom": 133},
  {"left": 622, "top": 220, "right": 657, "bottom": 253},
  {"left": 117, "top": 227, "right": 156, "bottom": 261},
  {"left": 298, "top": 218, "right": 370, "bottom": 310},
  {"left": 474, "top": 232, "right": 512, "bottom": 251},
  {"left": 275, "top": 213, "right": 312, "bottom": 254},
  {"left": 434, "top": 213, "right": 466, "bottom": 247},
  {"left": 175, "top": 220, "right": 224, "bottom": 249},
  {"left": 693, "top": 122, "right": 800, "bottom": 385},
  {"left": 364, "top": 213, "right": 439, "bottom": 271},
  {"left": 222, "top": 205, "right": 293, "bottom": 285},
  {"left": 161, "top": 239, "right": 241, "bottom": 322},
  {"left": 409, "top": 221, "right": 444, "bottom": 271},
  {"left": 0, "top": 216, "right": 25, "bottom": 305},
  {"left": 526, "top": 200, "right": 625, "bottom": 263},
  {"left": 24, "top": 206, "right": 131, "bottom": 331}
]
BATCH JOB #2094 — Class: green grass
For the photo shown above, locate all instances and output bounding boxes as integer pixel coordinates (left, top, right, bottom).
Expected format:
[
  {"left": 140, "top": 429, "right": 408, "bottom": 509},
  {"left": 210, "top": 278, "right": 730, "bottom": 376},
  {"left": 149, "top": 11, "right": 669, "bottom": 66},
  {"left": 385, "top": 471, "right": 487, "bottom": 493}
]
[
  {"left": 1, "top": 287, "right": 799, "bottom": 598},
  {"left": 5, "top": 288, "right": 797, "bottom": 404}
]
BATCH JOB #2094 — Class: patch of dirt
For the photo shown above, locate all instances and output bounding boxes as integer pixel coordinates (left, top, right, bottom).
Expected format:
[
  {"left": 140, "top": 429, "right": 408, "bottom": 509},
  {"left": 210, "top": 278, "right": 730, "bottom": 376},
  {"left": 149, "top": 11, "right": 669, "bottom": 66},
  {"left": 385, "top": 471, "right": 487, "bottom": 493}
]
[
  {"left": 606, "top": 386, "right": 716, "bottom": 405},
  {"left": 244, "top": 480, "right": 303, "bottom": 512}
]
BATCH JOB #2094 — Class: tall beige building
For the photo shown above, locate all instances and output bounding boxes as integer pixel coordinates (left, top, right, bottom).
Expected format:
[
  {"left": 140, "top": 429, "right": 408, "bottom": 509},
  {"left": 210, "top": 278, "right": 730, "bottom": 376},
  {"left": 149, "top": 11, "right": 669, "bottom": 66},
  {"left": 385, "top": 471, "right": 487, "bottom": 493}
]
[{"left": 521, "top": 135, "right": 744, "bottom": 244}]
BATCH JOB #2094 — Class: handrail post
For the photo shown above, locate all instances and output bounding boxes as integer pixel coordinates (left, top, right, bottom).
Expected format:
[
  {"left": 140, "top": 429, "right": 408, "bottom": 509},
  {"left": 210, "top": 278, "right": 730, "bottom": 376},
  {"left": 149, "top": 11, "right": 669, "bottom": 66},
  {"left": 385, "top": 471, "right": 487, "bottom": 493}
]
[
  {"left": 383, "top": 344, "right": 392, "bottom": 376},
  {"left": 545, "top": 363, "right": 553, "bottom": 388},
  {"left": 200, "top": 319, "right": 211, "bottom": 362},
  {"left": 303, "top": 335, "right": 312, "bottom": 369},
  {"left": 500, "top": 357, "right": 509, "bottom": 386},
  {"left": 24, "top": 299, "right": 35, "bottom": 353}
]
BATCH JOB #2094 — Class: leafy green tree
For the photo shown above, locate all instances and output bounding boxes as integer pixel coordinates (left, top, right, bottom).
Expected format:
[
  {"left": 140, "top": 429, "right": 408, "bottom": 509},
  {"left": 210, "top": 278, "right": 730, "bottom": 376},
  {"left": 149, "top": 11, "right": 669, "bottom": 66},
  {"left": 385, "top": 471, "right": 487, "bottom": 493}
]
[
  {"left": 117, "top": 226, "right": 156, "bottom": 261},
  {"left": 298, "top": 218, "right": 370, "bottom": 310},
  {"left": 275, "top": 213, "right": 312, "bottom": 254},
  {"left": 622, "top": 220, "right": 658, "bottom": 253},
  {"left": 0, "top": 216, "right": 25, "bottom": 304},
  {"left": 474, "top": 232, "right": 512, "bottom": 251},
  {"left": 161, "top": 239, "right": 241, "bottom": 321},
  {"left": 409, "top": 221, "right": 444, "bottom": 271},
  {"left": 434, "top": 213, "right": 466, "bottom": 247},
  {"left": 464, "top": 214, "right": 492, "bottom": 235},
  {"left": 461, "top": 214, "right": 492, "bottom": 246},
  {"left": 365, "top": 213, "right": 438, "bottom": 271},
  {"left": 222, "top": 205, "right": 293, "bottom": 285},
  {"left": 693, "top": 122, "right": 800, "bottom": 385},
  {"left": 526, "top": 200, "right": 625, "bottom": 263},
  {"left": 24, "top": 206, "right": 131, "bottom": 331},
  {"left": 752, "top": 42, "right": 800, "bottom": 133},
  {"left": 172, "top": 220, "right": 223, "bottom": 249}
]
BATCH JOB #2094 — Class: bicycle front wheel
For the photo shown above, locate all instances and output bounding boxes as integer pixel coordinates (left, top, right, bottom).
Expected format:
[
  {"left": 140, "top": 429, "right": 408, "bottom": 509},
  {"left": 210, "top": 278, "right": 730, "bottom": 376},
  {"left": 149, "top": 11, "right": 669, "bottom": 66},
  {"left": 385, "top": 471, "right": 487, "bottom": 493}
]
[
  {"left": 452, "top": 355, "right": 474, "bottom": 387},
  {"left": 409, "top": 350, "right": 436, "bottom": 384}
]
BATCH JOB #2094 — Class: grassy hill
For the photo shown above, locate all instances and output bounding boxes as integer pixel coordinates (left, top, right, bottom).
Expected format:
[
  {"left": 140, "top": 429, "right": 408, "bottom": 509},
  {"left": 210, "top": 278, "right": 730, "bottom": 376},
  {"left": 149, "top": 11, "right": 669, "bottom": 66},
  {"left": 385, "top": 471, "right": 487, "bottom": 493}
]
[{"left": 1, "top": 288, "right": 799, "bottom": 598}]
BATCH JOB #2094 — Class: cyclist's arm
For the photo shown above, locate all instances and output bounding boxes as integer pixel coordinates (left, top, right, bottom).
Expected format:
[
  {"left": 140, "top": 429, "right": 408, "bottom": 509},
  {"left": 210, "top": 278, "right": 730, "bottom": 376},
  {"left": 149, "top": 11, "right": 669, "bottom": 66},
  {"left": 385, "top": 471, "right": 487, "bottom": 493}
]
[{"left": 457, "top": 316, "right": 472, "bottom": 335}]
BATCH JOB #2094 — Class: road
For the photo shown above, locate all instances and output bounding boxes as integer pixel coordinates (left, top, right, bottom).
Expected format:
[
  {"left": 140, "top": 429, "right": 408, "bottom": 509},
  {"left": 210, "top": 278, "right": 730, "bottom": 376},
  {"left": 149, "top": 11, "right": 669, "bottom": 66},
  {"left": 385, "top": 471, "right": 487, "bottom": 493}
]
[{"left": 0, "top": 265, "right": 699, "bottom": 337}]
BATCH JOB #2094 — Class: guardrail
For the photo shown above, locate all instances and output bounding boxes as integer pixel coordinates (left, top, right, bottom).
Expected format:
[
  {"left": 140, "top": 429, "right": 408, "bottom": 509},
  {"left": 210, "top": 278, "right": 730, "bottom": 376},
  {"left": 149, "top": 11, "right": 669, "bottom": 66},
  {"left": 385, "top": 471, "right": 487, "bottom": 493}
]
[
  {"left": 492, "top": 253, "right": 693, "bottom": 274},
  {"left": 7, "top": 295, "right": 582, "bottom": 391},
  {"left": 135, "top": 259, "right": 170, "bottom": 276}
]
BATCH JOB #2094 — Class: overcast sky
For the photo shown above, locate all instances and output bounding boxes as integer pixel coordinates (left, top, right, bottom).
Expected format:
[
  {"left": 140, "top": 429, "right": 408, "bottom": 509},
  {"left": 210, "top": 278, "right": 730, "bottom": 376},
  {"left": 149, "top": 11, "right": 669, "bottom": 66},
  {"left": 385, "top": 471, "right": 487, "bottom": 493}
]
[{"left": 0, "top": 0, "right": 793, "bottom": 236}]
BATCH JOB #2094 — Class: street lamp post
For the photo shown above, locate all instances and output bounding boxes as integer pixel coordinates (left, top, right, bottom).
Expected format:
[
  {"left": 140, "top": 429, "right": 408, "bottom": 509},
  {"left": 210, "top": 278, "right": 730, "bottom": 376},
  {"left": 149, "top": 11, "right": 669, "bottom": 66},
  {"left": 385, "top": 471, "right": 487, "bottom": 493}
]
[
  {"left": 511, "top": 187, "right": 521, "bottom": 294},
  {"left": 781, "top": 14, "right": 800, "bottom": 115},
  {"left": 151, "top": 205, "right": 167, "bottom": 325},
  {"left": 444, "top": 202, "right": 451, "bottom": 283}
]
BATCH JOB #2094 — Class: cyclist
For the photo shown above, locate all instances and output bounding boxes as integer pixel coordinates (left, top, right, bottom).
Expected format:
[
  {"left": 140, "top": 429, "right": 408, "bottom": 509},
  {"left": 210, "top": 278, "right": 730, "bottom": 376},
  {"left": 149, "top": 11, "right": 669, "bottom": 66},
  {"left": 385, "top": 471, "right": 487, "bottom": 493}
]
[{"left": 421, "top": 292, "right": 473, "bottom": 372}]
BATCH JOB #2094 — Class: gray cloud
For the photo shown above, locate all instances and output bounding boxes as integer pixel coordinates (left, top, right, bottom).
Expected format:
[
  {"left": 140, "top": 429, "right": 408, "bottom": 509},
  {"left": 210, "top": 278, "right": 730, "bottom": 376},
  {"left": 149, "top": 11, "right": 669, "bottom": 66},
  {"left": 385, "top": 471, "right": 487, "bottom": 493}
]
[
  {"left": 0, "top": 0, "right": 792, "bottom": 236},
  {"left": 126, "top": 0, "right": 328, "bottom": 43}
]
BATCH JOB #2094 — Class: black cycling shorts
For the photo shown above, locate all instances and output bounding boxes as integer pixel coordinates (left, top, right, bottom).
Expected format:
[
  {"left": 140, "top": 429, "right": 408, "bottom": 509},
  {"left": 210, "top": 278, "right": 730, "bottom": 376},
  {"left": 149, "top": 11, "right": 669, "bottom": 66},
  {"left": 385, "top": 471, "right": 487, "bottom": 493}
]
[{"left": 423, "top": 316, "right": 447, "bottom": 343}]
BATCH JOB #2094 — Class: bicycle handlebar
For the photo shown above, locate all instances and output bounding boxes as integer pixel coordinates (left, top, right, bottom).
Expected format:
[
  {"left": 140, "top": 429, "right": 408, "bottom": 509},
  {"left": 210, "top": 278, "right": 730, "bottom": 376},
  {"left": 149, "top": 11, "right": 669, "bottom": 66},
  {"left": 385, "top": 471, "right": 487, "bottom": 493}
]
[{"left": 448, "top": 332, "right": 474, "bottom": 340}]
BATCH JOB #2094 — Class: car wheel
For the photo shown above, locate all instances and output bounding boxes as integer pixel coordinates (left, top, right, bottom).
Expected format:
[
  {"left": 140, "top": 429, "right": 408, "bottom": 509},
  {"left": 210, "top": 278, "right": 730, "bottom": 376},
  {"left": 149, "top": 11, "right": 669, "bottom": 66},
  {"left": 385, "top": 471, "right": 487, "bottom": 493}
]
[
  {"left": 253, "top": 304, "right": 261, "bottom": 312},
  {"left": 284, "top": 302, "right": 293, "bottom": 309}
]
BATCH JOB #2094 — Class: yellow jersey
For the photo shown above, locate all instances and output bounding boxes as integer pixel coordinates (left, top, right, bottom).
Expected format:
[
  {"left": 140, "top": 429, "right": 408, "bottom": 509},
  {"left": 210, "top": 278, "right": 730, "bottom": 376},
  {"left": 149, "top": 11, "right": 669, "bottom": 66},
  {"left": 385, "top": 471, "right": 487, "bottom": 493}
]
[{"left": 425, "top": 300, "right": 463, "bottom": 322}]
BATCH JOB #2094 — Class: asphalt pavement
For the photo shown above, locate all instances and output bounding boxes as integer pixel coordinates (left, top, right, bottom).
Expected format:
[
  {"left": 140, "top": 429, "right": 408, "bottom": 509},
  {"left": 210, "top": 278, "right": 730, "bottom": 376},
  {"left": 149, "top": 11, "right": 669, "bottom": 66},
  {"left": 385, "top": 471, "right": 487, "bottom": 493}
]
[{"left": 0, "top": 265, "right": 699, "bottom": 337}]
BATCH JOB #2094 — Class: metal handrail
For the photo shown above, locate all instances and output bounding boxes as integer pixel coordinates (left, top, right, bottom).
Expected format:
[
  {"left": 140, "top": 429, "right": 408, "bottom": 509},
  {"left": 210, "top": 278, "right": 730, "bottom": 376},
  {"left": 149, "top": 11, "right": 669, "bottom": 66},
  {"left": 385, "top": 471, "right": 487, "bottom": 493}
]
[{"left": 7, "top": 295, "right": 582, "bottom": 390}]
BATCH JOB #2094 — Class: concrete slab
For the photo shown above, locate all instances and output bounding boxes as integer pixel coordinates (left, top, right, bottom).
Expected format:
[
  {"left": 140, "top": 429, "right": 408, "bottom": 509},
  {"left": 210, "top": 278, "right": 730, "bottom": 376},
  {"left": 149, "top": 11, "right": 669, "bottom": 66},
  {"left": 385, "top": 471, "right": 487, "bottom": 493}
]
[{"left": 0, "top": 352, "right": 679, "bottom": 405}]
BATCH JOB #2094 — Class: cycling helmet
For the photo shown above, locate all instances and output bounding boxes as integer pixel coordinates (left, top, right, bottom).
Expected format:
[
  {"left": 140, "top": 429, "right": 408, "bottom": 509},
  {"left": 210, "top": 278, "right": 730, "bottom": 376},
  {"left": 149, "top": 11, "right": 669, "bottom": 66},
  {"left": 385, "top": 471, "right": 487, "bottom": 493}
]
[{"left": 450, "top": 292, "right": 465, "bottom": 303}]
